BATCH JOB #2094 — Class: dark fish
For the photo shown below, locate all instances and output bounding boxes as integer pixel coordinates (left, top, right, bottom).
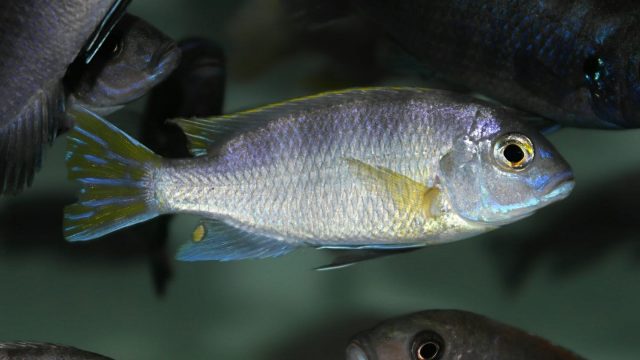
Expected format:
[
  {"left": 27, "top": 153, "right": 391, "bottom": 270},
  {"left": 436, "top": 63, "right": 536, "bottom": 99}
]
[
  {"left": 0, "top": 342, "right": 112, "bottom": 360},
  {"left": 66, "top": 14, "right": 181, "bottom": 117},
  {"left": 348, "top": 310, "right": 585, "bottom": 360},
  {"left": 340, "top": 0, "right": 640, "bottom": 129},
  {"left": 136, "top": 37, "right": 226, "bottom": 295},
  {"left": 0, "top": 0, "right": 128, "bottom": 195}
]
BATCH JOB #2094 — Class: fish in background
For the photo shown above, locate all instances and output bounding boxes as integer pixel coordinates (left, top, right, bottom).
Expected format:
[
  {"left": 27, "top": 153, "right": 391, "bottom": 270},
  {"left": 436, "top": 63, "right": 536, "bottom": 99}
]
[
  {"left": 0, "top": 342, "right": 112, "bottom": 360},
  {"left": 65, "top": 13, "right": 182, "bottom": 122},
  {"left": 288, "top": 0, "right": 640, "bottom": 129},
  {"left": 0, "top": 0, "right": 126, "bottom": 195},
  {"left": 133, "top": 37, "right": 226, "bottom": 295},
  {"left": 347, "top": 310, "right": 585, "bottom": 360},
  {"left": 63, "top": 88, "right": 573, "bottom": 267},
  {"left": 0, "top": 0, "right": 181, "bottom": 195}
]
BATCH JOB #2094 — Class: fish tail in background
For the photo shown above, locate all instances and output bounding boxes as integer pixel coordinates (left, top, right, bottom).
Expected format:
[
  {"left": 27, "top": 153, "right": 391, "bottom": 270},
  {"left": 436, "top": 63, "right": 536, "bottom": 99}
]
[
  {"left": 64, "top": 108, "right": 162, "bottom": 241},
  {"left": 0, "top": 84, "right": 64, "bottom": 195}
]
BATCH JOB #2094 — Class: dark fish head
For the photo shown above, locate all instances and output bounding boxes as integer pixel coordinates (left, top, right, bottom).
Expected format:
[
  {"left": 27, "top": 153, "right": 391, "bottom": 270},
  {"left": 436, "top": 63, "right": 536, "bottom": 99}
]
[
  {"left": 346, "top": 310, "right": 584, "bottom": 360},
  {"left": 69, "top": 14, "right": 181, "bottom": 112},
  {"left": 583, "top": 23, "right": 640, "bottom": 128},
  {"left": 346, "top": 310, "right": 463, "bottom": 360}
]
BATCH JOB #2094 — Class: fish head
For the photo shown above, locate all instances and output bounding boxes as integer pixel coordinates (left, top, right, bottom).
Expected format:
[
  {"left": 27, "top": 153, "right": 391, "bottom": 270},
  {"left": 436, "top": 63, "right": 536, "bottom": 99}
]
[
  {"left": 346, "top": 310, "right": 492, "bottom": 360},
  {"left": 582, "top": 24, "right": 640, "bottom": 128},
  {"left": 439, "top": 111, "right": 574, "bottom": 225},
  {"left": 346, "top": 310, "right": 581, "bottom": 360},
  {"left": 70, "top": 14, "right": 181, "bottom": 111}
]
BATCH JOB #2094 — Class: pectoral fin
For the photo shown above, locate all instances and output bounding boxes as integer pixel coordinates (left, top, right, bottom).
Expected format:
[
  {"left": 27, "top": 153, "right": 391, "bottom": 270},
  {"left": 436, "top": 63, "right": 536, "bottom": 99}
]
[{"left": 344, "top": 158, "right": 440, "bottom": 219}]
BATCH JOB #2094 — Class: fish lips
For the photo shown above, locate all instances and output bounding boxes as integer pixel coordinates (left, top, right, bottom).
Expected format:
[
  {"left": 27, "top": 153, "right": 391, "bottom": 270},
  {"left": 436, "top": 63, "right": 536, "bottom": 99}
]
[
  {"left": 150, "top": 43, "right": 181, "bottom": 81},
  {"left": 346, "top": 340, "right": 374, "bottom": 360},
  {"left": 540, "top": 171, "right": 575, "bottom": 203}
]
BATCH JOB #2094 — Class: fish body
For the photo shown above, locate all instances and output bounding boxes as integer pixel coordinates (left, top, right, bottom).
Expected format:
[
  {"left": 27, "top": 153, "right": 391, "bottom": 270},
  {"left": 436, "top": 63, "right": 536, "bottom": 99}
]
[
  {"left": 350, "top": 0, "right": 640, "bottom": 129},
  {"left": 0, "top": 0, "right": 120, "bottom": 194},
  {"left": 63, "top": 88, "right": 573, "bottom": 262},
  {"left": 348, "top": 310, "right": 585, "bottom": 360},
  {"left": 0, "top": 342, "right": 112, "bottom": 360}
]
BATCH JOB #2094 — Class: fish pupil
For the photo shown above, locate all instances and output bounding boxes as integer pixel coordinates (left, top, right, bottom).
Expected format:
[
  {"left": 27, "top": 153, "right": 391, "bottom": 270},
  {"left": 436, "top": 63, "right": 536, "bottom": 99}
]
[
  {"left": 417, "top": 342, "right": 440, "bottom": 360},
  {"left": 503, "top": 144, "right": 524, "bottom": 163}
]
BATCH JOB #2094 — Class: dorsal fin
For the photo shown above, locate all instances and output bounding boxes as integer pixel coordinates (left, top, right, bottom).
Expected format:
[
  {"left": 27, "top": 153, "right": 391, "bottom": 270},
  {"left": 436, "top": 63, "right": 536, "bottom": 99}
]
[
  {"left": 0, "top": 82, "right": 64, "bottom": 195},
  {"left": 169, "top": 87, "right": 432, "bottom": 156}
]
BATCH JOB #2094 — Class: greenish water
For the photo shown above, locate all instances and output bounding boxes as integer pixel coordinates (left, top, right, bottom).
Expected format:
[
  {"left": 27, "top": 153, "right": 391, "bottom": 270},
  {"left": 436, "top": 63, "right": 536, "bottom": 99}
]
[{"left": 1, "top": 1, "right": 640, "bottom": 359}]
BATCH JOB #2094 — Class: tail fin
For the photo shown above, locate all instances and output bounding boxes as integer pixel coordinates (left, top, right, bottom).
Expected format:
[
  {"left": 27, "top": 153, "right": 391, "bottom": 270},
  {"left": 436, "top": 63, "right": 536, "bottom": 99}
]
[{"left": 64, "top": 108, "right": 161, "bottom": 241}]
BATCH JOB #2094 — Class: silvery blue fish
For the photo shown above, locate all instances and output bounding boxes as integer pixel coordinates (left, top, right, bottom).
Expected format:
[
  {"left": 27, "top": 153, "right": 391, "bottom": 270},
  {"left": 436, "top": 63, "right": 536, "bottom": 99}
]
[
  {"left": 347, "top": 310, "right": 585, "bottom": 360},
  {"left": 0, "top": 342, "right": 112, "bottom": 360},
  {"left": 63, "top": 88, "right": 574, "bottom": 265},
  {"left": 0, "top": 0, "right": 126, "bottom": 194}
]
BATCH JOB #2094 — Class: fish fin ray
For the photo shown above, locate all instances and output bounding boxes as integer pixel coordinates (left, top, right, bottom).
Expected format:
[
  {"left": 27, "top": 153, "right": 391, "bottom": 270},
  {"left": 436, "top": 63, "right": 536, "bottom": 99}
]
[
  {"left": 64, "top": 108, "right": 161, "bottom": 241},
  {"left": 316, "top": 247, "right": 423, "bottom": 271},
  {"left": 82, "top": 0, "right": 132, "bottom": 63},
  {"left": 176, "top": 219, "right": 297, "bottom": 261},
  {"left": 169, "top": 87, "right": 431, "bottom": 156},
  {"left": 344, "top": 157, "right": 440, "bottom": 219},
  {"left": 0, "top": 83, "right": 64, "bottom": 195}
]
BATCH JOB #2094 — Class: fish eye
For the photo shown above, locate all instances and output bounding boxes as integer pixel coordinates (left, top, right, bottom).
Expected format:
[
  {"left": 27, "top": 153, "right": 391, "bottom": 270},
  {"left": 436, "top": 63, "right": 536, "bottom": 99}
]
[
  {"left": 493, "top": 133, "right": 534, "bottom": 171},
  {"left": 584, "top": 55, "right": 601, "bottom": 80},
  {"left": 411, "top": 331, "right": 443, "bottom": 360}
]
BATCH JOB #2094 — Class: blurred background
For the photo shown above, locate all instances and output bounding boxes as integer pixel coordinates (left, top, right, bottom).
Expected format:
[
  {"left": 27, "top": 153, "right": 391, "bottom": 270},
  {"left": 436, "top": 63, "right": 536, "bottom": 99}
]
[{"left": 1, "top": 0, "right": 639, "bottom": 359}]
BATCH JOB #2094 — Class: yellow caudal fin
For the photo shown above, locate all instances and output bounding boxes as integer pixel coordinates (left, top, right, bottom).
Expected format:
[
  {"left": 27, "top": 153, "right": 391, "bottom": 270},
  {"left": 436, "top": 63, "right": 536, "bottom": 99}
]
[
  {"left": 64, "top": 108, "right": 162, "bottom": 241},
  {"left": 344, "top": 158, "right": 440, "bottom": 219}
]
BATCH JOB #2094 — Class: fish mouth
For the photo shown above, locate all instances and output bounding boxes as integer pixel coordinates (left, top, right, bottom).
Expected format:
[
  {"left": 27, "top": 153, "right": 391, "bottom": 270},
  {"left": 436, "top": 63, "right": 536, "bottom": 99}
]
[
  {"left": 541, "top": 171, "right": 575, "bottom": 203},
  {"left": 151, "top": 43, "right": 181, "bottom": 80},
  {"left": 346, "top": 340, "right": 371, "bottom": 360}
]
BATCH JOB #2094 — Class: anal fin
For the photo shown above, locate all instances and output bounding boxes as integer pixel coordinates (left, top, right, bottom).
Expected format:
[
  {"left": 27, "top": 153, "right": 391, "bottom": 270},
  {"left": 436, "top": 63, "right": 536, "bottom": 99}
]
[
  {"left": 0, "top": 84, "right": 64, "bottom": 195},
  {"left": 176, "top": 219, "right": 298, "bottom": 261},
  {"left": 316, "top": 245, "right": 424, "bottom": 271}
]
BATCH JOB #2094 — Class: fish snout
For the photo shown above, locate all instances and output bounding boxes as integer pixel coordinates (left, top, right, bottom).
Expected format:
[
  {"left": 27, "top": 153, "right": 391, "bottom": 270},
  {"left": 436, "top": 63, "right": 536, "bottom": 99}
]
[
  {"left": 152, "top": 43, "right": 181, "bottom": 78},
  {"left": 541, "top": 171, "right": 575, "bottom": 202},
  {"left": 346, "top": 341, "right": 370, "bottom": 360}
]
